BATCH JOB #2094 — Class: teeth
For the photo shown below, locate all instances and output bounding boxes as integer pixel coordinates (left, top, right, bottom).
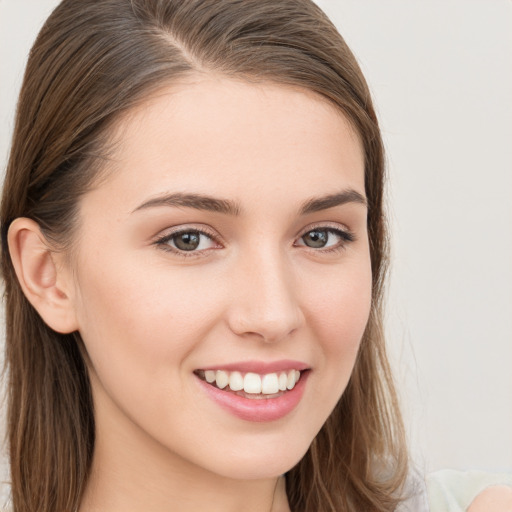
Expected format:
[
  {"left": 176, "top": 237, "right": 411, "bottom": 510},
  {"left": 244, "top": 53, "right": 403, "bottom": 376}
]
[
  {"left": 261, "top": 373, "right": 279, "bottom": 394},
  {"left": 229, "top": 371, "right": 244, "bottom": 391},
  {"left": 244, "top": 373, "right": 261, "bottom": 394},
  {"left": 215, "top": 370, "right": 229, "bottom": 389},
  {"left": 202, "top": 369, "right": 303, "bottom": 394},
  {"left": 286, "top": 370, "right": 296, "bottom": 390},
  {"left": 278, "top": 372, "right": 288, "bottom": 391}
]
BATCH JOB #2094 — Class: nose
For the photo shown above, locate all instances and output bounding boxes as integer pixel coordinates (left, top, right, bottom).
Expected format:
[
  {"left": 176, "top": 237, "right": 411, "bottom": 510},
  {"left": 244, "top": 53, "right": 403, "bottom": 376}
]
[{"left": 226, "top": 249, "right": 305, "bottom": 343}]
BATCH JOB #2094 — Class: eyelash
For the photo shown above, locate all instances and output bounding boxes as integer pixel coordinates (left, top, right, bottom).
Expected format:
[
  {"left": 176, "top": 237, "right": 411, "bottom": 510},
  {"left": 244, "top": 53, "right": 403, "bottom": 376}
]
[
  {"left": 154, "top": 227, "right": 221, "bottom": 258},
  {"left": 154, "top": 225, "right": 356, "bottom": 258},
  {"left": 295, "top": 226, "right": 356, "bottom": 254}
]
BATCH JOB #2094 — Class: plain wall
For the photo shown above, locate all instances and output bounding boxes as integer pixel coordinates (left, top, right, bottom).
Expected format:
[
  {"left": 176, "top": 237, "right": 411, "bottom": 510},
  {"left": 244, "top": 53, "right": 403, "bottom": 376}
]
[{"left": 1, "top": 0, "right": 511, "bottom": 475}]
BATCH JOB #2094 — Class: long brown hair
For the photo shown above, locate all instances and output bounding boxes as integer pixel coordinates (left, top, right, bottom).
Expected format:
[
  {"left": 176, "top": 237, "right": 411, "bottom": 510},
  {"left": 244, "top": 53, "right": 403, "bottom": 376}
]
[{"left": 1, "top": 1, "right": 408, "bottom": 510}]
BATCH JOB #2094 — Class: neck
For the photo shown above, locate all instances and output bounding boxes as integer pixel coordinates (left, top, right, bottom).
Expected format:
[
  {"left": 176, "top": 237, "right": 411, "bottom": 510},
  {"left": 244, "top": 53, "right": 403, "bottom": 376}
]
[
  {"left": 80, "top": 468, "right": 285, "bottom": 512},
  {"left": 79, "top": 398, "right": 290, "bottom": 512}
]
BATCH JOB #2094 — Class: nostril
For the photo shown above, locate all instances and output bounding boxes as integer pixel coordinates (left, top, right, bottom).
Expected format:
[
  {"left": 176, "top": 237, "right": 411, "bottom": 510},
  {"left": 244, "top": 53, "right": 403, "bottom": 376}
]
[{"left": 227, "top": 305, "right": 304, "bottom": 343}]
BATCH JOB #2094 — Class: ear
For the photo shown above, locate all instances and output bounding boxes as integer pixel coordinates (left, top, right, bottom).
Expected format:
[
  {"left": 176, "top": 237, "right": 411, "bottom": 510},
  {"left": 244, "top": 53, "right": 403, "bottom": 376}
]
[{"left": 7, "top": 217, "right": 79, "bottom": 334}]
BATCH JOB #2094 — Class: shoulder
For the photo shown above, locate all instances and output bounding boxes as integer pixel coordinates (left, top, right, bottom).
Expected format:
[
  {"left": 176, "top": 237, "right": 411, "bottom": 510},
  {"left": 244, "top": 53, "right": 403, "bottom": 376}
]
[
  {"left": 467, "top": 485, "right": 512, "bottom": 512},
  {"left": 427, "top": 469, "right": 512, "bottom": 512}
]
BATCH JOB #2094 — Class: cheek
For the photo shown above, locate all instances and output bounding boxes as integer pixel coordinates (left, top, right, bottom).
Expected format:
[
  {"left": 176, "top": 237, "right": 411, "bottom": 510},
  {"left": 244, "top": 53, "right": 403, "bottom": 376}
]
[
  {"left": 310, "top": 259, "right": 372, "bottom": 336},
  {"left": 305, "top": 259, "right": 372, "bottom": 389},
  {"left": 72, "top": 258, "right": 232, "bottom": 445},
  {"left": 72, "top": 255, "right": 222, "bottom": 391}
]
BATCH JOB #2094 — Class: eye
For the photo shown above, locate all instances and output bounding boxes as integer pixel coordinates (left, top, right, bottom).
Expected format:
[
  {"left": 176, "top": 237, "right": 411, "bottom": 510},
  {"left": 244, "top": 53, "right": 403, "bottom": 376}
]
[
  {"left": 156, "top": 229, "right": 218, "bottom": 253},
  {"left": 296, "top": 227, "right": 354, "bottom": 250}
]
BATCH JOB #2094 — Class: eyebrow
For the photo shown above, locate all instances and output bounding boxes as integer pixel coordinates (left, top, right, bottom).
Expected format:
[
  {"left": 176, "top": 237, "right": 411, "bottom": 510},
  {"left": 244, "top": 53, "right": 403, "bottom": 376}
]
[
  {"left": 299, "top": 189, "right": 367, "bottom": 214},
  {"left": 132, "top": 188, "right": 367, "bottom": 216},
  {"left": 132, "top": 192, "right": 241, "bottom": 216}
]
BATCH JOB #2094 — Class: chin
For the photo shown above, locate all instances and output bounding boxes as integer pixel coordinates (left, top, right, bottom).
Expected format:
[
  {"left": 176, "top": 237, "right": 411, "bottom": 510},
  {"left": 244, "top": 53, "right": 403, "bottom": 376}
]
[{"left": 201, "top": 436, "right": 312, "bottom": 481}]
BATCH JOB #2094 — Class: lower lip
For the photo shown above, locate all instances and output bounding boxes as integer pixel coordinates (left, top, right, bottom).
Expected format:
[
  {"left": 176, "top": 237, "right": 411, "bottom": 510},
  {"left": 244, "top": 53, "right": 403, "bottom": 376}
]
[{"left": 196, "top": 371, "right": 309, "bottom": 422}]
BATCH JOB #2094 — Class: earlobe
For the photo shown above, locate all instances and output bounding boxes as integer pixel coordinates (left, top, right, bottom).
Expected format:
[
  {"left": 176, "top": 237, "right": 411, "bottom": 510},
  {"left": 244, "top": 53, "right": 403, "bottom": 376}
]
[{"left": 7, "top": 217, "right": 79, "bottom": 334}]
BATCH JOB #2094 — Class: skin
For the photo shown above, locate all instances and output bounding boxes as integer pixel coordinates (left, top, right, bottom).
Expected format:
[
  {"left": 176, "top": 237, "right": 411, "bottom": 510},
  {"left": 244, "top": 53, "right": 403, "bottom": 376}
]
[
  {"left": 10, "top": 77, "right": 372, "bottom": 511},
  {"left": 468, "top": 486, "right": 512, "bottom": 512}
]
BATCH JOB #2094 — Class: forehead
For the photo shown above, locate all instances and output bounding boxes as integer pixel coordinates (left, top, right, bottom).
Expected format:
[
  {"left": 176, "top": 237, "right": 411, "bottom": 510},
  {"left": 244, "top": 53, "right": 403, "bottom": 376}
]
[{"left": 87, "top": 77, "right": 365, "bottom": 214}]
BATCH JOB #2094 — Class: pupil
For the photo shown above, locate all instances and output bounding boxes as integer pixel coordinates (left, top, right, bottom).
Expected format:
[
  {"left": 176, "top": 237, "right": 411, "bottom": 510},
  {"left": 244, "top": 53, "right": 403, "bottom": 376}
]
[
  {"left": 175, "top": 232, "right": 200, "bottom": 251},
  {"left": 304, "top": 230, "right": 328, "bottom": 248}
]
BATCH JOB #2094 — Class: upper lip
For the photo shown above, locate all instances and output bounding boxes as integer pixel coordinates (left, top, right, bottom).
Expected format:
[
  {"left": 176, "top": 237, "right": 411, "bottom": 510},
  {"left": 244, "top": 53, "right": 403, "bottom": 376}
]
[{"left": 199, "top": 360, "right": 310, "bottom": 374}]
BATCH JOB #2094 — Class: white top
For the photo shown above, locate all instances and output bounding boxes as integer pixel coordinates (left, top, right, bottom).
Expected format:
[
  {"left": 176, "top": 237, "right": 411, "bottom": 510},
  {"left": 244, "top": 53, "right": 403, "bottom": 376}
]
[
  {"left": 397, "top": 466, "right": 430, "bottom": 511},
  {"left": 426, "top": 469, "right": 512, "bottom": 511},
  {"left": 397, "top": 468, "right": 512, "bottom": 511}
]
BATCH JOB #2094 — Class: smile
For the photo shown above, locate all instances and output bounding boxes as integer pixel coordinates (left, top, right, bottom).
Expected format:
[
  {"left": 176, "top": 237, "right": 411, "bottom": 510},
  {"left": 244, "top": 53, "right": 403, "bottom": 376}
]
[
  {"left": 194, "top": 362, "right": 310, "bottom": 422},
  {"left": 195, "top": 369, "right": 301, "bottom": 398}
]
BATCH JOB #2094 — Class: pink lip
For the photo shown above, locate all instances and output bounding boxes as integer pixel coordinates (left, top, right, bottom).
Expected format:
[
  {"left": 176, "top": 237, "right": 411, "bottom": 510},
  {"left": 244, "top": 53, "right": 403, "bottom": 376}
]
[
  {"left": 196, "top": 369, "right": 310, "bottom": 423},
  {"left": 200, "top": 359, "right": 310, "bottom": 374}
]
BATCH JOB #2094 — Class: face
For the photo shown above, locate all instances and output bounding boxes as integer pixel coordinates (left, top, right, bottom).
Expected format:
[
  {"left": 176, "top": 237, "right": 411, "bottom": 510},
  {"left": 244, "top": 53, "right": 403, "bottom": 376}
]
[{"left": 69, "top": 77, "right": 371, "bottom": 480}]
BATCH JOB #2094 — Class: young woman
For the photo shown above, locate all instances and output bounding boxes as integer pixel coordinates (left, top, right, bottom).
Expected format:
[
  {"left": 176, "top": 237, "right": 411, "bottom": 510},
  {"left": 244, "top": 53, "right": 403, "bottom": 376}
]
[{"left": 2, "top": 1, "right": 510, "bottom": 511}]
